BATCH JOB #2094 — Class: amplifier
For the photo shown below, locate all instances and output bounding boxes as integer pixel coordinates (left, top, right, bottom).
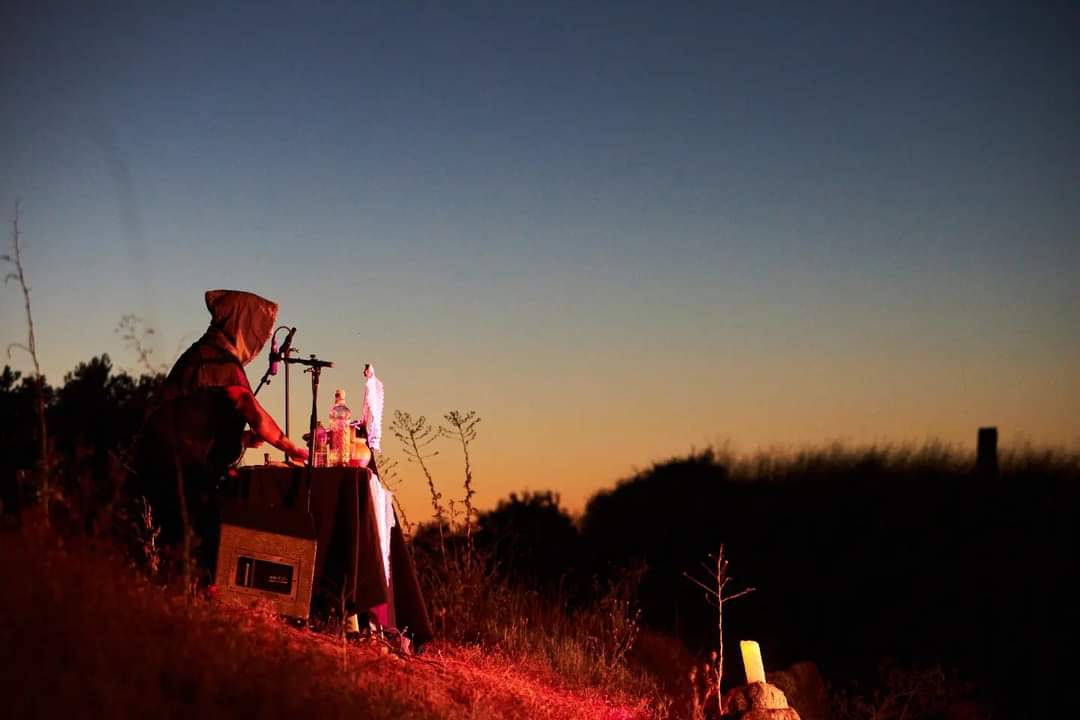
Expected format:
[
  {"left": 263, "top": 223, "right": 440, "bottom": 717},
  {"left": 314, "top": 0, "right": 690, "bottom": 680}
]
[{"left": 214, "top": 501, "right": 317, "bottom": 620}]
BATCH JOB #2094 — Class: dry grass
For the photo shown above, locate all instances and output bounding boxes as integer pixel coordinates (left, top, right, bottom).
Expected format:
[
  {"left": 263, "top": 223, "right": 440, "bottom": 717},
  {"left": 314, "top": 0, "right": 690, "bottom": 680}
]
[
  {"left": 420, "top": 550, "right": 653, "bottom": 699},
  {"left": 711, "top": 438, "right": 1080, "bottom": 483},
  {"left": 394, "top": 409, "right": 669, "bottom": 713},
  {"left": 0, "top": 526, "right": 660, "bottom": 720}
]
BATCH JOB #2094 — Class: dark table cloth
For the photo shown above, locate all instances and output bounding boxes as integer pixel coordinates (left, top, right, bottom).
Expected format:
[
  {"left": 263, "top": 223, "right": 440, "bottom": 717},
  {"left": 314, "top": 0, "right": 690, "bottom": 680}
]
[{"left": 233, "top": 465, "right": 433, "bottom": 644}]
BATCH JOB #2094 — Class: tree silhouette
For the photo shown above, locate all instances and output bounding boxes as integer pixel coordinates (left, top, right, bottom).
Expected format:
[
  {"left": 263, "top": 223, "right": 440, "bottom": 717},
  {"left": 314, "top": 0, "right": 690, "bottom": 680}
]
[
  {"left": 476, "top": 491, "right": 581, "bottom": 594},
  {"left": 0, "top": 351, "right": 164, "bottom": 530}
]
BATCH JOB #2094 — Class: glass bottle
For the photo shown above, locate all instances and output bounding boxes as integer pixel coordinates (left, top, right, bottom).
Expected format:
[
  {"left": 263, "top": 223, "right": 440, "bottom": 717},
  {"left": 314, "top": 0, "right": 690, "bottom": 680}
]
[
  {"left": 328, "top": 389, "right": 352, "bottom": 466},
  {"left": 314, "top": 421, "right": 328, "bottom": 468}
]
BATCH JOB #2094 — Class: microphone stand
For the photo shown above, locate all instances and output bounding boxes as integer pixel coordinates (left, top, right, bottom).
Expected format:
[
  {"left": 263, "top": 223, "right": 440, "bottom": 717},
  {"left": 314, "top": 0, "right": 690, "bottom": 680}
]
[
  {"left": 252, "top": 354, "right": 276, "bottom": 398},
  {"left": 251, "top": 326, "right": 298, "bottom": 462},
  {"left": 293, "top": 354, "right": 333, "bottom": 512},
  {"left": 283, "top": 343, "right": 295, "bottom": 462}
]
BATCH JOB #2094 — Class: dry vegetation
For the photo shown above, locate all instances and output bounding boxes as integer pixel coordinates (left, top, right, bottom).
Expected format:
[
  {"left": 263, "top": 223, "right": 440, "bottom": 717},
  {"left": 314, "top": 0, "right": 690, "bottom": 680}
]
[
  {"left": 0, "top": 405, "right": 667, "bottom": 719},
  {"left": 4, "top": 423, "right": 1072, "bottom": 718},
  {"left": 4, "top": 208, "right": 1071, "bottom": 718},
  {"left": 0, "top": 524, "right": 657, "bottom": 720},
  {"left": 390, "top": 410, "right": 669, "bottom": 709},
  {"left": 0, "top": 208, "right": 666, "bottom": 718}
]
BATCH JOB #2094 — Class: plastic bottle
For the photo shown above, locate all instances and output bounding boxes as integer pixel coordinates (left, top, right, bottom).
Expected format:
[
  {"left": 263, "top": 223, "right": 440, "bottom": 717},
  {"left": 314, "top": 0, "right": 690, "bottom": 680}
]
[
  {"left": 314, "top": 421, "right": 328, "bottom": 468},
  {"left": 328, "top": 389, "right": 352, "bottom": 466}
]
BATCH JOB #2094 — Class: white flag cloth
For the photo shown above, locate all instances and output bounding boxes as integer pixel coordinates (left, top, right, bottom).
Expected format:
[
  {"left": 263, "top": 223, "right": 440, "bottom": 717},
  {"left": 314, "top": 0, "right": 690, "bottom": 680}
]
[
  {"left": 368, "top": 472, "right": 395, "bottom": 588},
  {"left": 361, "top": 374, "right": 384, "bottom": 451}
]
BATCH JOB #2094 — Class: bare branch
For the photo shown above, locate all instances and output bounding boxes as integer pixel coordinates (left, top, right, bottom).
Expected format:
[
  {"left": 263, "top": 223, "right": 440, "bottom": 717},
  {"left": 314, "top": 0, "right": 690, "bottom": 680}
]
[
  {"left": 724, "top": 587, "right": 757, "bottom": 603},
  {"left": 6, "top": 342, "right": 32, "bottom": 359},
  {"left": 116, "top": 314, "right": 167, "bottom": 375},
  {"left": 683, "top": 571, "right": 721, "bottom": 600},
  {"left": 683, "top": 545, "right": 757, "bottom": 714},
  {"left": 3, "top": 199, "right": 50, "bottom": 520},
  {"left": 390, "top": 410, "right": 447, "bottom": 552},
  {"left": 439, "top": 410, "right": 482, "bottom": 557}
]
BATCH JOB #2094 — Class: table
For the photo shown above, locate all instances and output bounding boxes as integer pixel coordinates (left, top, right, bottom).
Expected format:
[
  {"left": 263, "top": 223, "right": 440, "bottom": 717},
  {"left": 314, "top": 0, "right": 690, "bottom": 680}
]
[{"left": 232, "top": 465, "right": 432, "bottom": 643}]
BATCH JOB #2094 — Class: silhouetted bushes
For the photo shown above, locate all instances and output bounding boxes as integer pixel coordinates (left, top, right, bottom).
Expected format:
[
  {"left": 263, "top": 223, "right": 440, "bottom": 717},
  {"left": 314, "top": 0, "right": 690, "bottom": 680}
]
[
  {"left": 578, "top": 444, "right": 1077, "bottom": 714},
  {"left": 0, "top": 356, "right": 164, "bottom": 531},
  {"left": 5, "top": 356, "right": 1073, "bottom": 715},
  {"left": 476, "top": 491, "right": 583, "bottom": 595}
]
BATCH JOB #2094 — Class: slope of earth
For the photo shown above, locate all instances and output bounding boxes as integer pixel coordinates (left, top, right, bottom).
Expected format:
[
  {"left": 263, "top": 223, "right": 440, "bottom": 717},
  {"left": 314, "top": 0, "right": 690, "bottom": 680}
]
[{"left": 0, "top": 528, "right": 658, "bottom": 720}]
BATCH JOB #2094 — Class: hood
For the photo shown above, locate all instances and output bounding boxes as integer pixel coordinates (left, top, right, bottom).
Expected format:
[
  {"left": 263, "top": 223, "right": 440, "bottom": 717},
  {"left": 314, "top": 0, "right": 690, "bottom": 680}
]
[{"left": 203, "top": 289, "right": 278, "bottom": 366}]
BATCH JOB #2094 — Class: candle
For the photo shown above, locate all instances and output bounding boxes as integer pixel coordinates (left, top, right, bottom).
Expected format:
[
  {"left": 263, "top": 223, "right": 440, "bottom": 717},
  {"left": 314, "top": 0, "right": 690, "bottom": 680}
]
[{"left": 740, "top": 640, "right": 766, "bottom": 684}]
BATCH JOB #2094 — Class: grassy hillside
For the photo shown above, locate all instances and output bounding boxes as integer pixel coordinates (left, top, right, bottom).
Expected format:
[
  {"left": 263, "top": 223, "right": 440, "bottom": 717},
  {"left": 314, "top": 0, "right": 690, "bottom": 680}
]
[{"left": 0, "top": 526, "right": 661, "bottom": 720}]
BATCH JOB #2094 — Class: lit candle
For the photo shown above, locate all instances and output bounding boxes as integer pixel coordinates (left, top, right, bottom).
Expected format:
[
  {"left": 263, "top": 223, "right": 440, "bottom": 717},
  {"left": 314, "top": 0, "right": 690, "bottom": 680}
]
[{"left": 740, "top": 640, "right": 766, "bottom": 684}]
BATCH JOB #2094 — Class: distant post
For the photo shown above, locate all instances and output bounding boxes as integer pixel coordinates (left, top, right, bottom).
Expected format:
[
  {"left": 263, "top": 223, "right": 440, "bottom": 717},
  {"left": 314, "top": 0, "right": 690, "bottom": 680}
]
[{"left": 977, "top": 427, "right": 998, "bottom": 478}]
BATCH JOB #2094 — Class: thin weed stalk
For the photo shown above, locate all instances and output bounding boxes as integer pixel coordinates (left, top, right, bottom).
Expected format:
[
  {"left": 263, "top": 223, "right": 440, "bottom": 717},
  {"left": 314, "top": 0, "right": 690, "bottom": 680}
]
[
  {"left": 684, "top": 544, "right": 755, "bottom": 716},
  {"left": 440, "top": 410, "right": 480, "bottom": 562},
  {"left": 3, "top": 200, "right": 51, "bottom": 522},
  {"left": 391, "top": 411, "right": 445, "bottom": 554}
]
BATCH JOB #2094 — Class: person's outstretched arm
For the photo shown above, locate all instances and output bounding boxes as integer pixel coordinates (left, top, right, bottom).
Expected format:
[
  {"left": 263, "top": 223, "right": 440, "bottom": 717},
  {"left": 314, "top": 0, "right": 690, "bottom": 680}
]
[{"left": 224, "top": 386, "right": 309, "bottom": 461}]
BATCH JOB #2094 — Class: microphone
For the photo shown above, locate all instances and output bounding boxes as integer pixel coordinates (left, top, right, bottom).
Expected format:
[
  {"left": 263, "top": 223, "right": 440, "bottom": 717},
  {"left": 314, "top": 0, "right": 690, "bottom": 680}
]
[
  {"left": 279, "top": 326, "right": 297, "bottom": 363},
  {"left": 269, "top": 337, "right": 280, "bottom": 376},
  {"left": 269, "top": 327, "right": 297, "bottom": 376}
]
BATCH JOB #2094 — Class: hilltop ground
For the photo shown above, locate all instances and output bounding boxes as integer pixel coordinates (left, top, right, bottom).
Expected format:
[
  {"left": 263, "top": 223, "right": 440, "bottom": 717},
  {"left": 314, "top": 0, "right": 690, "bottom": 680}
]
[{"left": 0, "top": 526, "right": 660, "bottom": 720}]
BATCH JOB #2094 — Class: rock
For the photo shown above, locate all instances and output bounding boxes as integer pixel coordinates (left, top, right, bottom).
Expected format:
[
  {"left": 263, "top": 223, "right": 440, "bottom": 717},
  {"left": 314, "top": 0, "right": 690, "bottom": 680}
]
[
  {"left": 768, "top": 661, "right": 828, "bottom": 720},
  {"left": 739, "top": 710, "right": 801, "bottom": 720},
  {"left": 724, "top": 682, "right": 790, "bottom": 712}
]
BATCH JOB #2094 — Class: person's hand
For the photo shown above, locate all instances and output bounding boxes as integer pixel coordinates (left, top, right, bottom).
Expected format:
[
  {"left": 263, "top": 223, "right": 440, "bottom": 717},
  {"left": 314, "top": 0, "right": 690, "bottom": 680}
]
[{"left": 285, "top": 441, "right": 309, "bottom": 463}]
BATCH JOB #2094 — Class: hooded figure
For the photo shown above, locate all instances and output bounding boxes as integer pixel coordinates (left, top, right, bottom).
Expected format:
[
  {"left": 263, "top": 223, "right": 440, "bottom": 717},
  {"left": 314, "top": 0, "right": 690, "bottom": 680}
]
[{"left": 134, "top": 290, "right": 307, "bottom": 569}]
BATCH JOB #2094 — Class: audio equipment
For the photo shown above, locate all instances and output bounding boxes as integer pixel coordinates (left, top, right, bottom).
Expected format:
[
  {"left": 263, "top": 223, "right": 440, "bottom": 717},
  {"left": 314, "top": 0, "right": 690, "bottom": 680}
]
[{"left": 214, "top": 501, "right": 317, "bottom": 620}]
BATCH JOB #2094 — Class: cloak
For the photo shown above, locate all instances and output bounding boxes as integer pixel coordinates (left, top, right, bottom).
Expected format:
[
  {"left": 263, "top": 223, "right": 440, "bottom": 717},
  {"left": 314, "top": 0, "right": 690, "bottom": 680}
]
[{"left": 134, "top": 290, "right": 278, "bottom": 556}]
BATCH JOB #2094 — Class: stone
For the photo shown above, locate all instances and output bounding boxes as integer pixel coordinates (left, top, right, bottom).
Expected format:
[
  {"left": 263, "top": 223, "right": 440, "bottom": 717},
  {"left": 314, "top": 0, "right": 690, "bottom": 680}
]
[
  {"left": 767, "top": 661, "right": 828, "bottom": 720},
  {"left": 724, "top": 682, "right": 790, "bottom": 712},
  {"left": 739, "top": 709, "right": 801, "bottom": 720},
  {"left": 743, "top": 708, "right": 803, "bottom": 720}
]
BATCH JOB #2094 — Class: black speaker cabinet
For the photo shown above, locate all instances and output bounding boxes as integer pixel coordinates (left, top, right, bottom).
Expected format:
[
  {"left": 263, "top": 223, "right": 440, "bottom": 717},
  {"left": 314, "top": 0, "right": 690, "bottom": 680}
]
[{"left": 214, "top": 501, "right": 317, "bottom": 620}]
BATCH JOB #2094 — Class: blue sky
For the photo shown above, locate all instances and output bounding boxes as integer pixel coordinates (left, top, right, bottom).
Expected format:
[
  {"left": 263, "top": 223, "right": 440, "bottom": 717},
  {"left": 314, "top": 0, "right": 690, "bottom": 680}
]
[{"left": 2, "top": 1, "right": 1078, "bottom": 512}]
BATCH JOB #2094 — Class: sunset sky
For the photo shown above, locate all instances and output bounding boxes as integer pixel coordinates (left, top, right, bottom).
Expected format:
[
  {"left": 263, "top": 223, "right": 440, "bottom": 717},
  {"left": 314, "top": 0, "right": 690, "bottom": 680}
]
[{"left": 2, "top": 1, "right": 1077, "bottom": 517}]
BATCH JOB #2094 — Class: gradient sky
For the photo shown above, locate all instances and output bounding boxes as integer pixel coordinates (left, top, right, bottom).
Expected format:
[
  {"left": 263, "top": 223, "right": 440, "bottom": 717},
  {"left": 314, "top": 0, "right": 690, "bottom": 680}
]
[{"left": 2, "top": 1, "right": 1078, "bottom": 517}]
